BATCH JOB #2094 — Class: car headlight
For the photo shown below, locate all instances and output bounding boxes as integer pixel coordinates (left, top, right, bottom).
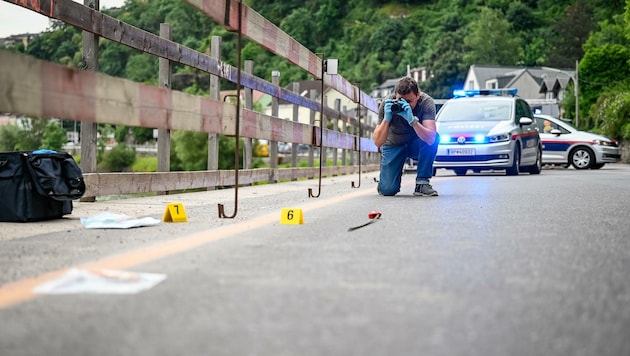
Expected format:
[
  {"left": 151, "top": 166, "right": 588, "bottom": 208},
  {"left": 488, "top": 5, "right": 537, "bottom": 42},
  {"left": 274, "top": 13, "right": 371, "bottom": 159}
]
[
  {"left": 487, "top": 133, "right": 510, "bottom": 143},
  {"left": 593, "top": 139, "right": 618, "bottom": 147}
]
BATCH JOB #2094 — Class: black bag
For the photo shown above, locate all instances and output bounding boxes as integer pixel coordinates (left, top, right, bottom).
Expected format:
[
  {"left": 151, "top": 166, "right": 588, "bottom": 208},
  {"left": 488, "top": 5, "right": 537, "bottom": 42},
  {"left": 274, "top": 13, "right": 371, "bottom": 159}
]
[{"left": 0, "top": 150, "right": 85, "bottom": 222}]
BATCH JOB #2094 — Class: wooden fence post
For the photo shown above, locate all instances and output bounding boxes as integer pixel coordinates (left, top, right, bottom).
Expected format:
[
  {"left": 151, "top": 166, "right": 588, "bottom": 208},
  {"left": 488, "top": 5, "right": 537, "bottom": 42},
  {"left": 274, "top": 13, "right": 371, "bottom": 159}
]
[
  {"left": 308, "top": 89, "right": 317, "bottom": 175},
  {"left": 243, "top": 60, "right": 254, "bottom": 171},
  {"left": 342, "top": 104, "right": 348, "bottom": 167},
  {"left": 333, "top": 98, "right": 341, "bottom": 169},
  {"left": 291, "top": 82, "right": 299, "bottom": 177},
  {"left": 157, "top": 23, "right": 172, "bottom": 185},
  {"left": 79, "top": 0, "right": 99, "bottom": 202},
  {"left": 208, "top": 36, "right": 221, "bottom": 174},
  {"left": 269, "top": 70, "right": 280, "bottom": 183}
]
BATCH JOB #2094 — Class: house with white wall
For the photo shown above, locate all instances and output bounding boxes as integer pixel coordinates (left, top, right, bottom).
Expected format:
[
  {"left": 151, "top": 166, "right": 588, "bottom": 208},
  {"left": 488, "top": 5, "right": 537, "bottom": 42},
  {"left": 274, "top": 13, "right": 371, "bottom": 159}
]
[{"left": 463, "top": 65, "right": 575, "bottom": 116}]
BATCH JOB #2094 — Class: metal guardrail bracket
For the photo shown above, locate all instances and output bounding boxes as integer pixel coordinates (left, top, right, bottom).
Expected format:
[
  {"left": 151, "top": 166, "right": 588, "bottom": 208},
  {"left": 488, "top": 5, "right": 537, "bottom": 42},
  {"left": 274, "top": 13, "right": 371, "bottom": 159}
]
[
  {"left": 218, "top": 1, "right": 243, "bottom": 219},
  {"left": 308, "top": 53, "right": 326, "bottom": 198}
]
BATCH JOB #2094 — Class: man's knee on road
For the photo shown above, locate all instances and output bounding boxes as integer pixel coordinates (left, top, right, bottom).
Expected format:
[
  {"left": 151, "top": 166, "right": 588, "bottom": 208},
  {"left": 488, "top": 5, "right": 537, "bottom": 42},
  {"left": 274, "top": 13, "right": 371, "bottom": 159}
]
[{"left": 378, "top": 184, "right": 399, "bottom": 196}]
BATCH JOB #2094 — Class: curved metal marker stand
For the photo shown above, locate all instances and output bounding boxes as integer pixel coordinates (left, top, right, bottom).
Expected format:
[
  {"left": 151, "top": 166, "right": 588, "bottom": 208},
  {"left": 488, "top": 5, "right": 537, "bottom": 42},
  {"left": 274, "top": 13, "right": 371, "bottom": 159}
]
[
  {"left": 218, "top": 1, "right": 243, "bottom": 218},
  {"left": 308, "top": 54, "right": 326, "bottom": 198}
]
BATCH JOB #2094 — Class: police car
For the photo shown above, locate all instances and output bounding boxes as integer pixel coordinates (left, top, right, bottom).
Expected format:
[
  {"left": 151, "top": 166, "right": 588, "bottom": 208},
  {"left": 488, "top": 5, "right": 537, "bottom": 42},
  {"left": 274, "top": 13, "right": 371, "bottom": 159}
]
[
  {"left": 433, "top": 89, "right": 542, "bottom": 176},
  {"left": 533, "top": 114, "right": 621, "bottom": 169}
]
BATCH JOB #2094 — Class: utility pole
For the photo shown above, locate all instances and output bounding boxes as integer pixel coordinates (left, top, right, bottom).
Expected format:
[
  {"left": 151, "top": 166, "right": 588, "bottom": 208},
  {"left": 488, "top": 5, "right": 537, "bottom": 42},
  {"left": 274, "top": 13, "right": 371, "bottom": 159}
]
[
  {"left": 575, "top": 59, "right": 579, "bottom": 128},
  {"left": 542, "top": 65, "right": 578, "bottom": 125}
]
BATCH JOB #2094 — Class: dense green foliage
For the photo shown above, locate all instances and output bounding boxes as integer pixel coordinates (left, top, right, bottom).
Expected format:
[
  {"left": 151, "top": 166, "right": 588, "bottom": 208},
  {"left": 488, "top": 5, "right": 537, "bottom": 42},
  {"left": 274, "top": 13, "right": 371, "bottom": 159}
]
[
  {"left": 4, "top": 0, "right": 630, "bottom": 145},
  {"left": 0, "top": 119, "right": 66, "bottom": 151},
  {"left": 169, "top": 131, "right": 246, "bottom": 171},
  {"left": 100, "top": 143, "right": 137, "bottom": 171}
]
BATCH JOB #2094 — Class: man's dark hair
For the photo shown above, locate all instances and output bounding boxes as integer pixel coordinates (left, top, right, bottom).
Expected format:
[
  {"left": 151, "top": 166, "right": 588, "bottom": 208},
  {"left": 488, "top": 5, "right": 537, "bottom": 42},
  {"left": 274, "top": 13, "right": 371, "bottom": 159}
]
[{"left": 395, "top": 77, "right": 419, "bottom": 96}]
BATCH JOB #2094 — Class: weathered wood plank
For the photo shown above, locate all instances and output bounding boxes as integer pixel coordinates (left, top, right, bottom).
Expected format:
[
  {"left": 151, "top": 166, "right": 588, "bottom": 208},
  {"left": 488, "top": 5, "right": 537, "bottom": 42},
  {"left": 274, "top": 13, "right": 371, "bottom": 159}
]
[
  {"left": 0, "top": 51, "right": 377, "bottom": 152},
  {"left": 182, "top": 0, "right": 378, "bottom": 112},
  {"left": 2, "top": 0, "right": 356, "bottom": 114},
  {"left": 83, "top": 165, "right": 380, "bottom": 197}
]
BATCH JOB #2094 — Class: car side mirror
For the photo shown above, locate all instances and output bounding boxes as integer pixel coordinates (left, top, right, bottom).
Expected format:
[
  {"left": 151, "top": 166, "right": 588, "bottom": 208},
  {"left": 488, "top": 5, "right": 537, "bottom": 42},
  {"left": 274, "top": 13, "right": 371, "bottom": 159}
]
[
  {"left": 518, "top": 117, "right": 533, "bottom": 126},
  {"left": 550, "top": 128, "right": 562, "bottom": 136}
]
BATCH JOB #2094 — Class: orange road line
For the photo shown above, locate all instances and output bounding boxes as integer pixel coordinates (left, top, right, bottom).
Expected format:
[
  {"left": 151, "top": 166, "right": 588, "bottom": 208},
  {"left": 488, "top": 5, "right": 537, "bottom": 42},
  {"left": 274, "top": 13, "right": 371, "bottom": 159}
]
[{"left": 0, "top": 186, "right": 374, "bottom": 309}]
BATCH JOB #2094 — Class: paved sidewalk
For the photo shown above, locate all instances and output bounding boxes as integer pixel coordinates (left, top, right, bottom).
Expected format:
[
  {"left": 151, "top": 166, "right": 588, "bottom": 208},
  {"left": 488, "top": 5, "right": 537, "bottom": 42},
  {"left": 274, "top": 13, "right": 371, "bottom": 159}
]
[{"left": 1, "top": 172, "right": 381, "bottom": 241}]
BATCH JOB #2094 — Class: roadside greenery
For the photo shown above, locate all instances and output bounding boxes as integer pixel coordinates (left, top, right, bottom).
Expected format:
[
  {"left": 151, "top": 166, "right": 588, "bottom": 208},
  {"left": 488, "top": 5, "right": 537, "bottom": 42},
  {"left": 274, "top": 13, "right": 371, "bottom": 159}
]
[{"left": 0, "top": 119, "right": 66, "bottom": 151}]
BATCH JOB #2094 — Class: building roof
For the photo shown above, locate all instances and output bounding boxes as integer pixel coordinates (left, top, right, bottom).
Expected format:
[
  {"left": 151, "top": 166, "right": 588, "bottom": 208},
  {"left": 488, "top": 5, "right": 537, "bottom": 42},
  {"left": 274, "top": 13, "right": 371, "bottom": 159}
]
[
  {"left": 469, "top": 65, "right": 574, "bottom": 88},
  {"left": 465, "top": 64, "right": 575, "bottom": 100},
  {"left": 373, "top": 79, "right": 399, "bottom": 90}
]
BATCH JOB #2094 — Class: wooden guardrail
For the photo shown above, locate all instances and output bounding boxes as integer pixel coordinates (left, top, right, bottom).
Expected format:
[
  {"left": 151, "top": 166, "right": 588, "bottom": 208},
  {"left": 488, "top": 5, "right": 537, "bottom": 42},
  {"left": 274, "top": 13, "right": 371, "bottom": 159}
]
[{"left": 0, "top": 0, "right": 380, "bottom": 199}]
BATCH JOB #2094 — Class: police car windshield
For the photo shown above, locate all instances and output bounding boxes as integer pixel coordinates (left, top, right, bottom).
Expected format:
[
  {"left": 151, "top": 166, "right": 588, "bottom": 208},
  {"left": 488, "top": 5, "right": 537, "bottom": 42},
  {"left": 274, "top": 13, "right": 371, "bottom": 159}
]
[{"left": 438, "top": 100, "right": 512, "bottom": 122}]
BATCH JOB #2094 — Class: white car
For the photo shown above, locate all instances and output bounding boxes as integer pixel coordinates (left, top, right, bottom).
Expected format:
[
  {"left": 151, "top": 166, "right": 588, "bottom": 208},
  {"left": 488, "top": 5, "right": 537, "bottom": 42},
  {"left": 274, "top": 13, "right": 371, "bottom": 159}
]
[
  {"left": 434, "top": 89, "right": 542, "bottom": 176},
  {"left": 534, "top": 114, "right": 621, "bottom": 169}
]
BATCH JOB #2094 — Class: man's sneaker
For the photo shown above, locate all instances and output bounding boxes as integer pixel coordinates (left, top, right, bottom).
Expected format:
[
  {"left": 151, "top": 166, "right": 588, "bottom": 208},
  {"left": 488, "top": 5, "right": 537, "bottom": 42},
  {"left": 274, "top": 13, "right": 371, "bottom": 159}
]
[{"left": 414, "top": 183, "right": 438, "bottom": 196}]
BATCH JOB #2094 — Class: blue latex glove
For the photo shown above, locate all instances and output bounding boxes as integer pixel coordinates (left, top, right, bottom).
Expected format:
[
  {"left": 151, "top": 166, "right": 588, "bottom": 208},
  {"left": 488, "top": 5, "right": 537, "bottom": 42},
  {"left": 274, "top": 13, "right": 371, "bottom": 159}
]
[
  {"left": 398, "top": 99, "right": 417, "bottom": 126},
  {"left": 32, "top": 149, "right": 57, "bottom": 154},
  {"left": 383, "top": 99, "right": 393, "bottom": 122}
]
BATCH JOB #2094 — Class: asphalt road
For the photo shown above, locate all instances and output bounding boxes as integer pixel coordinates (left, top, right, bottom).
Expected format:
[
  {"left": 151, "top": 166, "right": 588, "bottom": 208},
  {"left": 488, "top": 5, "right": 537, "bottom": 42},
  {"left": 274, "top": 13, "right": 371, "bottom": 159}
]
[{"left": 1, "top": 164, "right": 630, "bottom": 356}]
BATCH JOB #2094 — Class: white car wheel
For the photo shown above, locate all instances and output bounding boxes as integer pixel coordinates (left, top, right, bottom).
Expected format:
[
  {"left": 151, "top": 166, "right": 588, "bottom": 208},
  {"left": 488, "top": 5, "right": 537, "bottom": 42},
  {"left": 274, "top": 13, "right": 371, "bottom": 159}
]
[{"left": 570, "top": 147, "right": 594, "bottom": 169}]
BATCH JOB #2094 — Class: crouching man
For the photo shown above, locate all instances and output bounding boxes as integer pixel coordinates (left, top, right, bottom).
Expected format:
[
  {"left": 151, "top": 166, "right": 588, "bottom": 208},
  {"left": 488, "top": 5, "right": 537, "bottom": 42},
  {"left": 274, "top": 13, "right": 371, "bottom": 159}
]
[{"left": 373, "top": 76, "right": 440, "bottom": 196}]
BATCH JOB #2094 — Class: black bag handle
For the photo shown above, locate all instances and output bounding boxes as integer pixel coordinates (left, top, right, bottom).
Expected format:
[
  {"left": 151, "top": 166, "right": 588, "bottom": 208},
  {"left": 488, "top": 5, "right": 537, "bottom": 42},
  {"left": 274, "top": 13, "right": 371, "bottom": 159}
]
[{"left": 25, "top": 150, "right": 86, "bottom": 201}]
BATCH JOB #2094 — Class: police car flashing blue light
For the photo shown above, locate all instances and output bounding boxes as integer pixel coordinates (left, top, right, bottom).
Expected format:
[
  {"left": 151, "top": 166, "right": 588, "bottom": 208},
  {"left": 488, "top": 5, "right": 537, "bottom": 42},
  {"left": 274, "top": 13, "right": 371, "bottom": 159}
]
[
  {"left": 433, "top": 89, "right": 542, "bottom": 176},
  {"left": 452, "top": 88, "right": 518, "bottom": 98}
]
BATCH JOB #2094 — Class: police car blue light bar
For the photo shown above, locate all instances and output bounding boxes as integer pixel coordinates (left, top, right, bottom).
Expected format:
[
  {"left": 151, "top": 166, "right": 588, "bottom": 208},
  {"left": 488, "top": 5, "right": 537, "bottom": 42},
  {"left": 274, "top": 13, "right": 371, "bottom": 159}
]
[{"left": 453, "top": 88, "right": 518, "bottom": 97}]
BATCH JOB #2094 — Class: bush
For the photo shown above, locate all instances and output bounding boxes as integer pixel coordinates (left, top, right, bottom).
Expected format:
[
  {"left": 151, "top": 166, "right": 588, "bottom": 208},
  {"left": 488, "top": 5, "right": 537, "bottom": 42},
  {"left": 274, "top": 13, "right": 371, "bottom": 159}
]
[
  {"left": 100, "top": 143, "right": 136, "bottom": 172},
  {"left": 132, "top": 156, "right": 157, "bottom": 172},
  {"left": 592, "top": 89, "right": 630, "bottom": 140}
]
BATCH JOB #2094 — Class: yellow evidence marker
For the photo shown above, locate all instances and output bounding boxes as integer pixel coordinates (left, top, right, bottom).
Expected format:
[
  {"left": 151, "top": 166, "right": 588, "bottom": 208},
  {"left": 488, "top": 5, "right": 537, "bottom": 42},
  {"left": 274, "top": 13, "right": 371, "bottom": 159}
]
[
  {"left": 163, "top": 202, "right": 188, "bottom": 222},
  {"left": 280, "top": 208, "right": 304, "bottom": 225}
]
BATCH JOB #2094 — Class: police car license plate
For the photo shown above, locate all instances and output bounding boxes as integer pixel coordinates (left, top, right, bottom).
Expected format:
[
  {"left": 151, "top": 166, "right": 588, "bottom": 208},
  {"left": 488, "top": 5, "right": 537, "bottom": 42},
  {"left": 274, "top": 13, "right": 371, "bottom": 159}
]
[{"left": 448, "top": 148, "right": 475, "bottom": 156}]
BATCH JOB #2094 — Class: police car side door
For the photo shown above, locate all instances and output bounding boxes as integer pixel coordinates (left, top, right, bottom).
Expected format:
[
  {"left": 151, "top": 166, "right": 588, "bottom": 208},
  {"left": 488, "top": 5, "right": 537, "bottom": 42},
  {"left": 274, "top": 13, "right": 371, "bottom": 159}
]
[{"left": 515, "top": 99, "right": 539, "bottom": 165}]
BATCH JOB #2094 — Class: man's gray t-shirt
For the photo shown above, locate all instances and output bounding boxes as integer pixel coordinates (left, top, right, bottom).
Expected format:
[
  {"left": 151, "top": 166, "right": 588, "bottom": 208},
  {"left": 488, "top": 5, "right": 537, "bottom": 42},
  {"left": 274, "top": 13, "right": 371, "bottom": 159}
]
[{"left": 378, "top": 92, "right": 437, "bottom": 146}]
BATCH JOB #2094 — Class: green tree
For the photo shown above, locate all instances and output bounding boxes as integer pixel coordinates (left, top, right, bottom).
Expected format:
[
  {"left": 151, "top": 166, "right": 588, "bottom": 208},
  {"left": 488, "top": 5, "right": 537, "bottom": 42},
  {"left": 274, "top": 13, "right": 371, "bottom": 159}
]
[
  {"left": 100, "top": 143, "right": 136, "bottom": 172},
  {"left": 218, "top": 136, "right": 244, "bottom": 170},
  {"left": 424, "top": 10, "right": 469, "bottom": 98},
  {"left": 132, "top": 127, "right": 155, "bottom": 144},
  {"left": 170, "top": 131, "right": 245, "bottom": 171},
  {"left": 125, "top": 54, "right": 158, "bottom": 84},
  {"left": 579, "top": 44, "right": 630, "bottom": 128},
  {"left": 24, "top": 22, "right": 81, "bottom": 66},
  {"left": 172, "top": 131, "right": 208, "bottom": 171},
  {"left": 0, "top": 124, "right": 21, "bottom": 151},
  {"left": 463, "top": 7, "right": 521, "bottom": 66},
  {"left": 99, "top": 42, "right": 134, "bottom": 78},
  {"left": 280, "top": 8, "right": 318, "bottom": 50},
  {"left": 565, "top": 7, "right": 630, "bottom": 131},
  {"left": 591, "top": 90, "right": 630, "bottom": 139},
  {"left": 97, "top": 124, "right": 116, "bottom": 161},
  {"left": 506, "top": 1, "right": 546, "bottom": 65},
  {"left": 41, "top": 121, "right": 67, "bottom": 150},
  {"left": 15, "top": 118, "right": 53, "bottom": 151},
  {"left": 0, "top": 118, "right": 66, "bottom": 151},
  {"left": 546, "top": 1, "right": 595, "bottom": 68},
  {"left": 370, "top": 19, "right": 406, "bottom": 62}
]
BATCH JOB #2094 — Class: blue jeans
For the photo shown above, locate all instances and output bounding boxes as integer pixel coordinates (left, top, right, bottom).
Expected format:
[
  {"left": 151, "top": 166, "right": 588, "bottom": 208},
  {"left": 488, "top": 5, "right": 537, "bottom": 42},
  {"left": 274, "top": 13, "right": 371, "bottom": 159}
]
[{"left": 378, "top": 136, "right": 439, "bottom": 196}]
